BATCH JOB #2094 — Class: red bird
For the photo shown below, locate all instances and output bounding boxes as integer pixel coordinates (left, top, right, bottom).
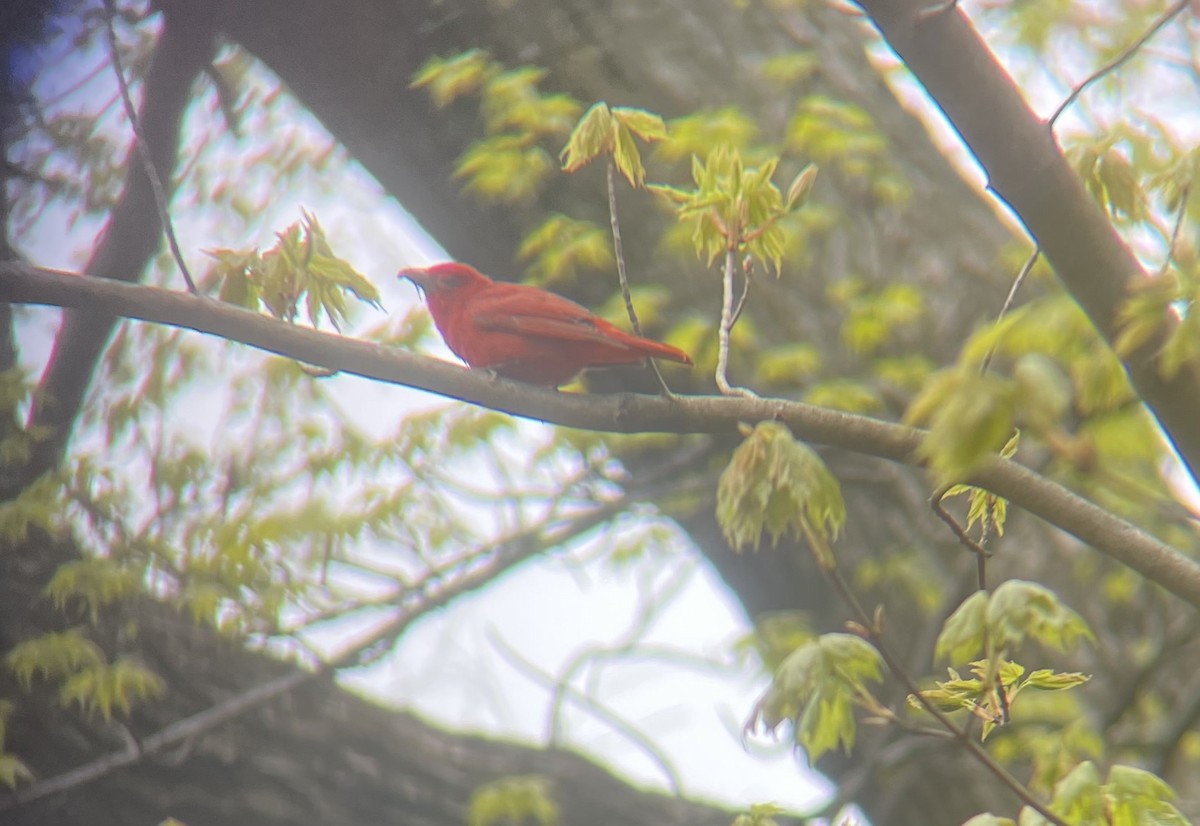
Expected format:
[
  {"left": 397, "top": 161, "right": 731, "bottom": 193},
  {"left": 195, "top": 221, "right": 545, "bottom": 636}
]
[{"left": 399, "top": 262, "right": 693, "bottom": 388}]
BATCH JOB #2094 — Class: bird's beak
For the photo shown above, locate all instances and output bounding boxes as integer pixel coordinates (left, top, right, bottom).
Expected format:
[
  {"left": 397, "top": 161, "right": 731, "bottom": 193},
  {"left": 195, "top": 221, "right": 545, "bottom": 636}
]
[{"left": 398, "top": 266, "right": 430, "bottom": 294}]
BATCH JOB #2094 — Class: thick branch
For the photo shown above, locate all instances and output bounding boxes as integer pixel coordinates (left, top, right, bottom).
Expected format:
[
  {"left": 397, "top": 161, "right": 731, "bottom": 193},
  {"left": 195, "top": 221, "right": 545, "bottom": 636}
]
[
  {"left": 854, "top": 0, "right": 1200, "bottom": 483},
  {"left": 3, "top": 263, "right": 1198, "bottom": 610}
]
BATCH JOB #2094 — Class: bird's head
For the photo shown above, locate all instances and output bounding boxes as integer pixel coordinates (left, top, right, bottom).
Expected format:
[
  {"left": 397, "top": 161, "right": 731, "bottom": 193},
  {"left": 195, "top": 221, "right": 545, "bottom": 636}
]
[{"left": 397, "top": 262, "right": 490, "bottom": 299}]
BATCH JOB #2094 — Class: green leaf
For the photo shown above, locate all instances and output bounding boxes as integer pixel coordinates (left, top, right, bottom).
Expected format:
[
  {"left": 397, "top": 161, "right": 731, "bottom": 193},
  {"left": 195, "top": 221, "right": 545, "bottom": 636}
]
[
  {"left": 786, "top": 163, "right": 818, "bottom": 209},
  {"left": 0, "top": 753, "right": 34, "bottom": 790},
  {"left": 905, "top": 368, "right": 1017, "bottom": 485},
  {"left": 612, "top": 121, "right": 647, "bottom": 187},
  {"left": 58, "top": 656, "right": 165, "bottom": 720},
  {"left": 987, "top": 580, "right": 1093, "bottom": 654},
  {"left": 716, "top": 422, "right": 845, "bottom": 567},
  {"left": 611, "top": 106, "right": 667, "bottom": 142},
  {"left": 1033, "top": 761, "right": 1104, "bottom": 826},
  {"left": 44, "top": 558, "right": 140, "bottom": 623},
  {"left": 560, "top": 102, "right": 614, "bottom": 173},
  {"left": 732, "top": 802, "right": 786, "bottom": 826},
  {"left": 455, "top": 135, "right": 554, "bottom": 204},
  {"left": 961, "top": 816, "right": 1016, "bottom": 826},
  {"left": 656, "top": 107, "right": 759, "bottom": 162},
  {"left": 747, "top": 633, "right": 883, "bottom": 763},
  {"left": 935, "top": 591, "right": 989, "bottom": 664},
  {"left": 410, "top": 49, "right": 494, "bottom": 107},
  {"left": 518, "top": 214, "right": 613, "bottom": 284},
  {"left": 5, "top": 629, "right": 105, "bottom": 687},
  {"left": 936, "top": 581, "right": 1092, "bottom": 664},
  {"left": 1104, "top": 765, "right": 1189, "bottom": 826},
  {"left": 468, "top": 775, "right": 559, "bottom": 826}
]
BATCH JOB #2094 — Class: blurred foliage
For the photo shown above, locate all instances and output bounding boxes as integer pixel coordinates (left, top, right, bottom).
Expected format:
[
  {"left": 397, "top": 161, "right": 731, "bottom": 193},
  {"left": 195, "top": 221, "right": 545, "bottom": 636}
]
[{"left": 467, "top": 775, "right": 559, "bottom": 826}]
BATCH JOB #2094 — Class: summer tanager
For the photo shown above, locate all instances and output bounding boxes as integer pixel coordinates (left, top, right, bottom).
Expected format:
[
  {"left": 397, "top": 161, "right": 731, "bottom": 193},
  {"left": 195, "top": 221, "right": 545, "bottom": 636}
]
[{"left": 399, "top": 262, "right": 693, "bottom": 387}]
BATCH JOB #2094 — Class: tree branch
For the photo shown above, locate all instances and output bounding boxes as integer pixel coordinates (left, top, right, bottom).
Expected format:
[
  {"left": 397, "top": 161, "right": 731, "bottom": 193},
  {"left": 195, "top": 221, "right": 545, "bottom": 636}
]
[
  {"left": 854, "top": 0, "right": 1200, "bottom": 485},
  {"left": 3, "top": 263, "right": 1199, "bottom": 610},
  {"left": 0, "top": 492, "right": 625, "bottom": 811}
]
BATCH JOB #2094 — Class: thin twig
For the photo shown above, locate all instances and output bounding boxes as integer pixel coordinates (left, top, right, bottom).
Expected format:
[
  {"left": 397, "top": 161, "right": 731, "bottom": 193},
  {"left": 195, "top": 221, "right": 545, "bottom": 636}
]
[
  {"left": 489, "top": 630, "right": 686, "bottom": 797},
  {"left": 980, "top": 246, "right": 1039, "bottom": 375},
  {"left": 0, "top": 498, "right": 626, "bottom": 811},
  {"left": 930, "top": 488, "right": 989, "bottom": 590},
  {"left": 823, "top": 565, "right": 1070, "bottom": 826},
  {"left": 545, "top": 561, "right": 694, "bottom": 744},
  {"left": 729, "top": 256, "right": 752, "bottom": 328},
  {"left": 715, "top": 249, "right": 757, "bottom": 397},
  {"left": 606, "top": 159, "right": 673, "bottom": 396},
  {"left": 1158, "top": 182, "right": 1190, "bottom": 279},
  {"left": 1049, "top": 0, "right": 1191, "bottom": 128},
  {"left": 102, "top": 0, "right": 198, "bottom": 293}
]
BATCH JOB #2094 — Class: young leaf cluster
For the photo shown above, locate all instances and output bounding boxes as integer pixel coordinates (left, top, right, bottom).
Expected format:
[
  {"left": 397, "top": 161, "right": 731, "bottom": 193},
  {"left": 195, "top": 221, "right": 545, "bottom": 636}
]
[
  {"left": 746, "top": 633, "right": 883, "bottom": 763},
  {"left": 561, "top": 102, "right": 668, "bottom": 188},
  {"left": 970, "top": 761, "right": 1190, "bottom": 826},
  {"left": 5, "top": 629, "right": 164, "bottom": 722},
  {"left": 413, "top": 50, "right": 582, "bottom": 204},
  {"left": 917, "top": 660, "right": 1089, "bottom": 742},
  {"left": 650, "top": 145, "right": 816, "bottom": 274},
  {"left": 206, "top": 210, "right": 380, "bottom": 329},
  {"left": 715, "top": 422, "right": 845, "bottom": 567}
]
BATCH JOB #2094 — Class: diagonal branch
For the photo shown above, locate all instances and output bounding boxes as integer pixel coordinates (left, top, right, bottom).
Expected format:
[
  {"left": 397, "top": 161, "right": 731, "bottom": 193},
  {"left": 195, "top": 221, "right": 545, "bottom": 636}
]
[
  {"left": 3, "top": 263, "right": 1199, "bottom": 610},
  {"left": 854, "top": 0, "right": 1200, "bottom": 485}
]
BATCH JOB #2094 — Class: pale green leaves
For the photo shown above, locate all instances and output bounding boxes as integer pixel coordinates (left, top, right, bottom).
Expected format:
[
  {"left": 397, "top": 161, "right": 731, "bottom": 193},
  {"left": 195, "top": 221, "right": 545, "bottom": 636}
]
[
  {"left": 1015, "top": 762, "right": 1189, "bottom": 826},
  {"left": 747, "top": 633, "right": 883, "bottom": 763},
  {"left": 57, "top": 657, "right": 165, "bottom": 719},
  {"left": 5, "top": 629, "right": 163, "bottom": 720},
  {"left": 561, "top": 102, "right": 667, "bottom": 187},
  {"left": 1067, "top": 139, "right": 1145, "bottom": 222},
  {"left": 940, "top": 433, "right": 1019, "bottom": 540},
  {"left": 905, "top": 367, "right": 1017, "bottom": 486},
  {"left": 468, "top": 775, "right": 559, "bottom": 826},
  {"left": 455, "top": 135, "right": 554, "bottom": 204},
  {"left": 206, "top": 210, "right": 380, "bottom": 330},
  {"left": 0, "top": 701, "right": 32, "bottom": 789},
  {"left": 518, "top": 213, "right": 613, "bottom": 285},
  {"left": 651, "top": 145, "right": 815, "bottom": 274},
  {"left": 1115, "top": 271, "right": 1199, "bottom": 382},
  {"left": 733, "top": 803, "right": 787, "bottom": 826},
  {"left": 413, "top": 51, "right": 582, "bottom": 204},
  {"left": 410, "top": 49, "right": 492, "bottom": 108},
  {"left": 716, "top": 422, "right": 845, "bottom": 567},
  {"left": 917, "top": 659, "right": 1089, "bottom": 741},
  {"left": 44, "top": 558, "right": 140, "bottom": 624},
  {"left": 935, "top": 581, "right": 1093, "bottom": 666}
]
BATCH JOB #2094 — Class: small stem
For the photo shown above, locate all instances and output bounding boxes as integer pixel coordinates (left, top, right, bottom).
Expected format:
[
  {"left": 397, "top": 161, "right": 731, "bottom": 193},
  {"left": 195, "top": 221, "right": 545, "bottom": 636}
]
[
  {"left": 980, "top": 246, "right": 1038, "bottom": 375},
  {"left": 1049, "top": 0, "right": 1189, "bottom": 128},
  {"left": 1158, "top": 183, "right": 1190, "bottom": 279},
  {"left": 716, "top": 249, "right": 756, "bottom": 397},
  {"left": 103, "top": 0, "right": 197, "bottom": 293},
  {"left": 930, "top": 487, "right": 989, "bottom": 590},
  {"left": 730, "top": 257, "right": 752, "bottom": 328},
  {"left": 606, "top": 158, "right": 673, "bottom": 396}
]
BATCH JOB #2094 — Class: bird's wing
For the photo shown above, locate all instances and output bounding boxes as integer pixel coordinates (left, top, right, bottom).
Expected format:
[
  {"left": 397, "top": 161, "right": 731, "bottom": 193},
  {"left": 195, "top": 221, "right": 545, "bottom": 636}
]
[{"left": 469, "top": 287, "right": 634, "bottom": 348}]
